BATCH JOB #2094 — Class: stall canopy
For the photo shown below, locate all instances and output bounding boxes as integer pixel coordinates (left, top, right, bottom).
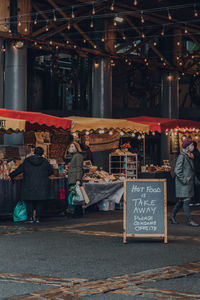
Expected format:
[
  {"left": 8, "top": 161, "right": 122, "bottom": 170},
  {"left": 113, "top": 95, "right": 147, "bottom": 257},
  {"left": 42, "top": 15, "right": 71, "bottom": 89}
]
[
  {"left": 67, "top": 116, "right": 149, "bottom": 134},
  {"left": 125, "top": 116, "right": 200, "bottom": 133},
  {"left": 0, "top": 108, "right": 72, "bottom": 132}
]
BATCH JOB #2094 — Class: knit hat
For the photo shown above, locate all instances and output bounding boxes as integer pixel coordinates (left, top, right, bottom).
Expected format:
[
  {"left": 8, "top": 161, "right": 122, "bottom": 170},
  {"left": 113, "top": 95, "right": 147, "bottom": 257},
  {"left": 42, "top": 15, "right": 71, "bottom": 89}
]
[{"left": 182, "top": 139, "right": 193, "bottom": 149}]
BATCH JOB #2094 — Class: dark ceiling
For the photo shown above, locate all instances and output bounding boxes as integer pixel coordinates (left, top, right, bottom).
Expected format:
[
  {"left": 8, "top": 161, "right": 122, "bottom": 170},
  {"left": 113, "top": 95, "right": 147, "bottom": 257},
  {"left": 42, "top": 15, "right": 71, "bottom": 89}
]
[{"left": 1, "top": 0, "right": 200, "bottom": 74}]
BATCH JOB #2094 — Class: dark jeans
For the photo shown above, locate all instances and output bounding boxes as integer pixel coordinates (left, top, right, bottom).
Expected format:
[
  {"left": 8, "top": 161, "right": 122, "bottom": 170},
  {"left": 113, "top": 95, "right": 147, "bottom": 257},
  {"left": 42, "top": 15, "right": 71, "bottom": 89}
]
[
  {"left": 25, "top": 200, "right": 45, "bottom": 220},
  {"left": 194, "top": 185, "right": 200, "bottom": 204}
]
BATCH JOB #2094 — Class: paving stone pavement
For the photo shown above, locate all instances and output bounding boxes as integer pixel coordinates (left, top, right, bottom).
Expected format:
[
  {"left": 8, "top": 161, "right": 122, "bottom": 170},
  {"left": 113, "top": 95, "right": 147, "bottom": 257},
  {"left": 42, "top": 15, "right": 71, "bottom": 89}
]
[
  {"left": 1, "top": 261, "right": 200, "bottom": 299},
  {"left": 0, "top": 208, "right": 200, "bottom": 299}
]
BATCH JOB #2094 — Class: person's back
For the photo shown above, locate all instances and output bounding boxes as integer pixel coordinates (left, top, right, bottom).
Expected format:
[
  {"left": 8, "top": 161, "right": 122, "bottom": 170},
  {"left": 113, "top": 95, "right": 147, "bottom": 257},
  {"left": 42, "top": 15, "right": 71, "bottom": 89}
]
[
  {"left": 10, "top": 147, "right": 53, "bottom": 223},
  {"left": 21, "top": 154, "right": 53, "bottom": 201}
]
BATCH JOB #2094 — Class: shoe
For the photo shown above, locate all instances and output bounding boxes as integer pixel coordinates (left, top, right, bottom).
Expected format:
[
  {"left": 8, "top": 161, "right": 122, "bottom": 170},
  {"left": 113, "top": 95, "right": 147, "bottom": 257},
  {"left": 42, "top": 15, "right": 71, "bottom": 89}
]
[
  {"left": 25, "top": 218, "right": 34, "bottom": 223},
  {"left": 169, "top": 216, "right": 178, "bottom": 224},
  {"left": 188, "top": 220, "right": 199, "bottom": 227},
  {"left": 35, "top": 218, "right": 40, "bottom": 223}
]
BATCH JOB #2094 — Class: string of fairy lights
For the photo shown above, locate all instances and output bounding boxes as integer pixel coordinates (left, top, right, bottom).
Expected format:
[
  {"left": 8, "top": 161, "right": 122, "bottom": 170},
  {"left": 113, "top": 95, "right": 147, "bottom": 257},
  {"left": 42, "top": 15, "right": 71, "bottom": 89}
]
[
  {"left": 0, "top": 0, "right": 200, "bottom": 79},
  {"left": 71, "top": 127, "right": 200, "bottom": 140}
]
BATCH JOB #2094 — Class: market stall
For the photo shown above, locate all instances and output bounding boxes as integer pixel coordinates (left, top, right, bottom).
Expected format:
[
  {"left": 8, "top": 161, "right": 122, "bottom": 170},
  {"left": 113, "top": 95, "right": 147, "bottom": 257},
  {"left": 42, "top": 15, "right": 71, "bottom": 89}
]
[
  {"left": 62, "top": 116, "right": 150, "bottom": 210},
  {"left": 124, "top": 116, "right": 200, "bottom": 202},
  {"left": 0, "top": 108, "right": 72, "bottom": 216}
]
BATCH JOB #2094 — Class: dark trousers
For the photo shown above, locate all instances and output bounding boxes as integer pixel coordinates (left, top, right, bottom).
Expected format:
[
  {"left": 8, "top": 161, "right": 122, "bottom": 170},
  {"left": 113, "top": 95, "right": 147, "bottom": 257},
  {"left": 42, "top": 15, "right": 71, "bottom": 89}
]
[
  {"left": 25, "top": 200, "right": 45, "bottom": 220},
  {"left": 194, "top": 185, "right": 200, "bottom": 204}
]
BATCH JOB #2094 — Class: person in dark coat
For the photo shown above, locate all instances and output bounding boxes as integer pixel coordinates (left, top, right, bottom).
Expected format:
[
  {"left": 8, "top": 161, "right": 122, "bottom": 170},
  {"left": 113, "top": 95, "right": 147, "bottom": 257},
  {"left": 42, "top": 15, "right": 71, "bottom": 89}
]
[
  {"left": 65, "top": 142, "right": 83, "bottom": 217},
  {"left": 193, "top": 141, "right": 200, "bottom": 205},
  {"left": 169, "top": 139, "right": 199, "bottom": 227},
  {"left": 9, "top": 147, "right": 54, "bottom": 223}
]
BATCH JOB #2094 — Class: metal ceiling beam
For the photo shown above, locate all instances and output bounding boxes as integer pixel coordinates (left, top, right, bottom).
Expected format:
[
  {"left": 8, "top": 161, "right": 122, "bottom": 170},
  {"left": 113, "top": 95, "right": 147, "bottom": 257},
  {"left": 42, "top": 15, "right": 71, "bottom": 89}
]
[{"left": 47, "top": 0, "right": 96, "bottom": 48}]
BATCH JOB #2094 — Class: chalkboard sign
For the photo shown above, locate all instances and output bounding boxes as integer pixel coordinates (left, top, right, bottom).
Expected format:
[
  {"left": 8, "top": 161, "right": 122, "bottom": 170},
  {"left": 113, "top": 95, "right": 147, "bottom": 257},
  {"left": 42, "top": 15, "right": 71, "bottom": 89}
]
[{"left": 123, "top": 179, "right": 167, "bottom": 243}]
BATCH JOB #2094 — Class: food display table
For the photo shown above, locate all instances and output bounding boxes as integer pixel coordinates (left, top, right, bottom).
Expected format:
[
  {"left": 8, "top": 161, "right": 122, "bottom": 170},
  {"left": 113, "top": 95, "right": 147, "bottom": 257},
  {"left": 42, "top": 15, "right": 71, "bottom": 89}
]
[
  {"left": 83, "top": 181, "right": 124, "bottom": 207},
  {"left": 0, "top": 177, "right": 68, "bottom": 216},
  {"left": 138, "top": 172, "right": 176, "bottom": 202}
]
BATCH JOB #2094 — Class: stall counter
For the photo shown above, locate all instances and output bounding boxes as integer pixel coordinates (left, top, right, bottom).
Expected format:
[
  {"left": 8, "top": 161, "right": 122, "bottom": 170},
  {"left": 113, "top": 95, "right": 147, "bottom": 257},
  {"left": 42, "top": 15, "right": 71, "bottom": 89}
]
[
  {"left": 0, "top": 177, "right": 68, "bottom": 216},
  {"left": 83, "top": 181, "right": 124, "bottom": 208}
]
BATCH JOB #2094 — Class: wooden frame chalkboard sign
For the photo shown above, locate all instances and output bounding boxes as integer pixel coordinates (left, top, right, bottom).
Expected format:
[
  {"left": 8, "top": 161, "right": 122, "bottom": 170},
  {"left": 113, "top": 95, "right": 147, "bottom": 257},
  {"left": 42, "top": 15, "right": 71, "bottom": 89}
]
[{"left": 123, "top": 179, "right": 167, "bottom": 244}]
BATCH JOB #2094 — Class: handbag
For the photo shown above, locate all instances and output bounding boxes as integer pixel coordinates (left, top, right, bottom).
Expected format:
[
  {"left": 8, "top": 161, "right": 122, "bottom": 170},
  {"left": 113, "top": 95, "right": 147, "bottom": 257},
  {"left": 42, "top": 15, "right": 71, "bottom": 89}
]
[
  {"left": 13, "top": 200, "right": 27, "bottom": 222},
  {"left": 80, "top": 186, "right": 90, "bottom": 204},
  {"left": 72, "top": 184, "right": 85, "bottom": 205}
]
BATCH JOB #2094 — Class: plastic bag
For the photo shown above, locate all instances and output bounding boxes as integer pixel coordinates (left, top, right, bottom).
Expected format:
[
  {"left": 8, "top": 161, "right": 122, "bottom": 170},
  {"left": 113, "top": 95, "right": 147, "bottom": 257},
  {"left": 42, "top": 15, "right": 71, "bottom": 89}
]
[
  {"left": 72, "top": 184, "right": 85, "bottom": 205},
  {"left": 13, "top": 200, "right": 27, "bottom": 222}
]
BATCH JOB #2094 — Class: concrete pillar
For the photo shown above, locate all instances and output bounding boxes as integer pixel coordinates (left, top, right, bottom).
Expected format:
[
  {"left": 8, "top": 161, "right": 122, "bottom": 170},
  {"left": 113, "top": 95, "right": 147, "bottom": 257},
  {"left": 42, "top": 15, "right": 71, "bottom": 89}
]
[
  {"left": 4, "top": 41, "right": 27, "bottom": 110},
  {"left": 0, "top": 39, "right": 4, "bottom": 108},
  {"left": 160, "top": 72, "right": 180, "bottom": 161},
  {"left": 92, "top": 57, "right": 112, "bottom": 118},
  {"left": 4, "top": 41, "right": 27, "bottom": 144}
]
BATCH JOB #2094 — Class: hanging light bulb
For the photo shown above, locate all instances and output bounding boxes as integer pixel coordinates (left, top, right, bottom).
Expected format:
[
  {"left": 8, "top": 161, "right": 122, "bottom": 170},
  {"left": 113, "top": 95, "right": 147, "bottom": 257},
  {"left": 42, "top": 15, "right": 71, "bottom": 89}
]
[
  {"left": 67, "top": 19, "right": 71, "bottom": 30},
  {"left": 71, "top": 6, "right": 75, "bottom": 19},
  {"left": 133, "top": 42, "right": 137, "bottom": 47},
  {"left": 66, "top": 40, "right": 70, "bottom": 44},
  {"left": 101, "top": 36, "right": 105, "bottom": 42},
  {"left": 24, "top": 23, "right": 28, "bottom": 32},
  {"left": 141, "top": 31, "right": 145, "bottom": 39},
  {"left": 133, "top": 0, "right": 138, "bottom": 6},
  {"left": 18, "top": 16, "right": 22, "bottom": 27},
  {"left": 184, "top": 26, "right": 188, "bottom": 34},
  {"left": 83, "top": 39, "right": 86, "bottom": 43},
  {"left": 161, "top": 26, "right": 165, "bottom": 36},
  {"left": 110, "top": 0, "right": 114, "bottom": 11},
  {"left": 45, "top": 20, "right": 49, "bottom": 31},
  {"left": 34, "top": 14, "right": 38, "bottom": 25},
  {"left": 92, "top": 2, "right": 96, "bottom": 15},
  {"left": 90, "top": 17, "right": 94, "bottom": 28},
  {"left": 109, "top": 131, "right": 113, "bottom": 135},
  {"left": 1, "top": 45, "right": 5, "bottom": 53},
  {"left": 140, "top": 11, "right": 144, "bottom": 23},
  {"left": 122, "top": 35, "right": 126, "bottom": 40},
  {"left": 194, "top": 4, "right": 198, "bottom": 17},
  {"left": 49, "top": 40, "right": 53, "bottom": 45},
  {"left": 113, "top": 19, "right": 117, "bottom": 26},
  {"left": 34, "top": 41, "right": 37, "bottom": 46},
  {"left": 53, "top": 10, "right": 57, "bottom": 22},
  {"left": 153, "top": 41, "right": 157, "bottom": 46},
  {"left": 168, "top": 8, "right": 172, "bottom": 20}
]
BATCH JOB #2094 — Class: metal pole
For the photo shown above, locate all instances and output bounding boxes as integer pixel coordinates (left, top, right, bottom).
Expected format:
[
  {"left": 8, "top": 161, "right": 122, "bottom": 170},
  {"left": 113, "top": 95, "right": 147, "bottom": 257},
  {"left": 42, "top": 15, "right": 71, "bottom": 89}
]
[{"left": 143, "top": 134, "right": 146, "bottom": 166}]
